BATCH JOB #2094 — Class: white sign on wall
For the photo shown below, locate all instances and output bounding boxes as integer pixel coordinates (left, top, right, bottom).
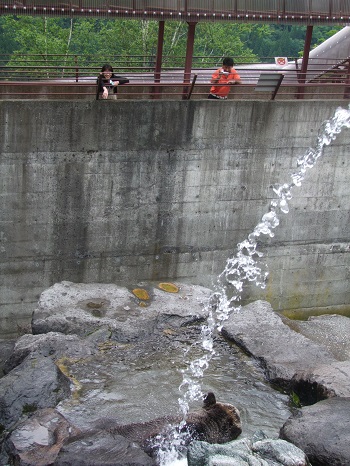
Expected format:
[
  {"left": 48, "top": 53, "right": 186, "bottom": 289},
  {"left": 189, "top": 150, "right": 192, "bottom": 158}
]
[{"left": 275, "top": 57, "right": 288, "bottom": 67}]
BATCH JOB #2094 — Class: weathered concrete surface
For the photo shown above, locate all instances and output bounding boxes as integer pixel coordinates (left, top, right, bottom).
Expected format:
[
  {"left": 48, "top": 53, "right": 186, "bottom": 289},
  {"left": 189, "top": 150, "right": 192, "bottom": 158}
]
[{"left": 1, "top": 100, "right": 350, "bottom": 336}]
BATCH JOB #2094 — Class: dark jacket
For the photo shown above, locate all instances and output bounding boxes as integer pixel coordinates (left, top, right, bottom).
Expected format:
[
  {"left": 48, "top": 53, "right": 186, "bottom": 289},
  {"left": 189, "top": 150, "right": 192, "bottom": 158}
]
[{"left": 96, "top": 73, "right": 129, "bottom": 95}]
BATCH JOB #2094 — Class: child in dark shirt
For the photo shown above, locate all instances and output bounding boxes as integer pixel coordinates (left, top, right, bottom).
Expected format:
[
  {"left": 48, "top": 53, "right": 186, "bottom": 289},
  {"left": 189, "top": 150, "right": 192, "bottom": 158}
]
[{"left": 97, "top": 64, "right": 129, "bottom": 100}]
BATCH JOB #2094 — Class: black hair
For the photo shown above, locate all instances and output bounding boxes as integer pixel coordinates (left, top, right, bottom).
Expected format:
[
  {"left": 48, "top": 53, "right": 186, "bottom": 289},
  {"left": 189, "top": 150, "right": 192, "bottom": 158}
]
[
  {"left": 223, "top": 57, "right": 234, "bottom": 67},
  {"left": 101, "top": 64, "right": 113, "bottom": 73}
]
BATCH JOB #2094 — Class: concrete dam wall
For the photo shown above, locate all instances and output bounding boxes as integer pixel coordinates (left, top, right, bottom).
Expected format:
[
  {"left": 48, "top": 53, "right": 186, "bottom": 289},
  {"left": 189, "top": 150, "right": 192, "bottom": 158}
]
[{"left": 1, "top": 100, "right": 349, "bottom": 337}]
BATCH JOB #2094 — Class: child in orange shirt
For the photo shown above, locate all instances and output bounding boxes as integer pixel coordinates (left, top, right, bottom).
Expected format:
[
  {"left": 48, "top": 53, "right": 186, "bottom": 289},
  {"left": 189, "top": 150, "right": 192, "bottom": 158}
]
[{"left": 208, "top": 57, "right": 241, "bottom": 99}]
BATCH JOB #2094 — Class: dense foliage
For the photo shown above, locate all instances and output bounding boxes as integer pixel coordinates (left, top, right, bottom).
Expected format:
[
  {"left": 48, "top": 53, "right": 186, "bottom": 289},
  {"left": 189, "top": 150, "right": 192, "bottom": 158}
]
[{"left": 0, "top": 15, "right": 342, "bottom": 74}]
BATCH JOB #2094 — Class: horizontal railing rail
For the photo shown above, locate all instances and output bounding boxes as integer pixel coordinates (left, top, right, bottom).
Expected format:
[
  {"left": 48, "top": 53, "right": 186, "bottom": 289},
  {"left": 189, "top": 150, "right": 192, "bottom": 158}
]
[
  {"left": 0, "top": 54, "right": 296, "bottom": 81},
  {"left": 1, "top": 80, "right": 350, "bottom": 100},
  {"left": 1, "top": 54, "right": 350, "bottom": 100}
]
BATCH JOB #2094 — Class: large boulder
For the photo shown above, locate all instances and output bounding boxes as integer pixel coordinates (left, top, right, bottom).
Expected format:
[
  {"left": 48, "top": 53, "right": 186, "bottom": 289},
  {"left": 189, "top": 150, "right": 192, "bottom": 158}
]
[
  {"left": 289, "top": 314, "right": 350, "bottom": 361},
  {"left": 0, "top": 340, "right": 15, "bottom": 377},
  {"left": 31, "top": 281, "right": 211, "bottom": 341},
  {"left": 221, "top": 300, "right": 350, "bottom": 401},
  {"left": 4, "top": 408, "right": 81, "bottom": 466},
  {"left": 3, "top": 331, "right": 97, "bottom": 374},
  {"left": 280, "top": 397, "right": 350, "bottom": 466},
  {"left": 0, "top": 355, "right": 71, "bottom": 430},
  {"left": 54, "top": 430, "right": 154, "bottom": 466}
]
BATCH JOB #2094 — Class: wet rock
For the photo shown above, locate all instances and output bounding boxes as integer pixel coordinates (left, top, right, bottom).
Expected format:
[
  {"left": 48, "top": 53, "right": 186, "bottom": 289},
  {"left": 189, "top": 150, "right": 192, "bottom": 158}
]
[
  {"left": 0, "top": 355, "right": 71, "bottom": 430},
  {"left": 280, "top": 397, "right": 350, "bottom": 466},
  {"left": 294, "top": 360, "right": 350, "bottom": 400},
  {"left": 222, "top": 300, "right": 350, "bottom": 465},
  {"left": 187, "top": 430, "right": 310, "bottom": 465},
  {"left": 3, "top": 332, "right": 97, "bottom": 374},
  {"left": 53, "top": 430, "right": 155, "bottom": 466},
  {"left": 2, "top": 391, "right": 242, "bottom": 466},
  {"left": 221, "top": 300, "right": 350, "bottom": 400},
  {"left": 32, "top": 281, "right": 210, "bottom": 341},
  {"left": 4, "top": 408, "right": 81, "bottom": 466}
]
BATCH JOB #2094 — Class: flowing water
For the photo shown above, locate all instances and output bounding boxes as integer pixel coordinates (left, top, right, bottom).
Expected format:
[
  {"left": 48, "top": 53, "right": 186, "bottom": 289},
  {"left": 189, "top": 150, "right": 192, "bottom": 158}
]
[
  {"left": 157, "top": 105, "right": 350, "bottom": 465},
  {"left": 57, "top": 333, "right": 291, "bottom": 462}
]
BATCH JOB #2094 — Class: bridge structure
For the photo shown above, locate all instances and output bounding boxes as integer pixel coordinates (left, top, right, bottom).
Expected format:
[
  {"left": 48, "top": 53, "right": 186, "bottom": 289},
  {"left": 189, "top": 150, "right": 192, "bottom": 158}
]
[{"left": 1, "top": 1, "right": 350, "bottom": 23}]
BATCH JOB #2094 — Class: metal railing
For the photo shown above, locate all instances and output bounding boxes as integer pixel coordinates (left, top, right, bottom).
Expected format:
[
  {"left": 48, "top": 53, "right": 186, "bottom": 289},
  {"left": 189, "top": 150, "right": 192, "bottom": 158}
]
[
  {"left": 1, "top": 54, "right": 350, "bottom": 100},
  {"left": 0, "top": 53, "right": 268, "bottom": 81}
]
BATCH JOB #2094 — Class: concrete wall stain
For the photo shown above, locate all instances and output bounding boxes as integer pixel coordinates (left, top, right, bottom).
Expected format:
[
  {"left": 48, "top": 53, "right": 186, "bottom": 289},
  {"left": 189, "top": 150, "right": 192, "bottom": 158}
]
[{"left": 0, "top": 100, "right": 349, "bottom": 337}]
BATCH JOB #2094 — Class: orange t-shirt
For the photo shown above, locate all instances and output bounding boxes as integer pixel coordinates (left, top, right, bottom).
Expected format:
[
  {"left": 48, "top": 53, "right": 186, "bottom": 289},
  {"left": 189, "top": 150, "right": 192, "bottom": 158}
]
[{"left": 210, "top": 68, "right": 241, "bottom": 98}]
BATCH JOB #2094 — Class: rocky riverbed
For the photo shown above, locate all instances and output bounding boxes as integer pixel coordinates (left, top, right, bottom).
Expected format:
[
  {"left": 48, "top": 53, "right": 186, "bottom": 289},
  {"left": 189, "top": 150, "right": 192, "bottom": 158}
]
[{"left": 1, "top": 281, "right": 350, "bottom": 465}]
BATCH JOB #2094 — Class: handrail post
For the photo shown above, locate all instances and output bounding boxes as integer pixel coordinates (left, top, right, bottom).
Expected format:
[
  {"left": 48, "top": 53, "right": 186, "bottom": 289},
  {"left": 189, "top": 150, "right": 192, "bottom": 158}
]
[
  {"left": 75, "top": 55, "right": 79, "bottom": 83},
  {"left": 153, "top": 20, "right": 165, "bottom": 99},
  {"left": 297, "top": 25, "right": 313, "bottom": 99},
  {"left": 182, "top": 21, "right": 197, "bottom": 99},
  {"left": 154, "top": 20, "right": 165, "bottom": 84},
  {"left": 186, "top": 74, "right": 197, "bottom": 100},
  {"left": 343, "top": 59, "right": 350, "bottom": 99}
]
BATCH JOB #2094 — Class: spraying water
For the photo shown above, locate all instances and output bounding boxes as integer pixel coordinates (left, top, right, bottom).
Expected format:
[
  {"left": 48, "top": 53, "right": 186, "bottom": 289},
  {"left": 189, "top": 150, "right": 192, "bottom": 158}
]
[{"left": 158, "top": 105, "right": 350, "bottom": 465}]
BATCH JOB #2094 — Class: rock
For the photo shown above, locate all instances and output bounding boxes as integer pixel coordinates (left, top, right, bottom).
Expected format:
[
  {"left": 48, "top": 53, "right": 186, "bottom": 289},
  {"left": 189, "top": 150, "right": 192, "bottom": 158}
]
[
  {"left": 0, "top": 339, "right": 15, "bottom": 377},
  {"left": 0, "top": 355, "right": 71, "bottom": 430},
  {"left": 187, "top": 430, "right": 310, "bottom": 466},
  {"left": 53, "top": 431, "right": 155, "bottom": 466},
  {"left": 4, "top": 407, "right": 154, "bottom": 466},
  {"left": 280, "top": 397, "right": 350, "bottom": 466},
  {"left": 294, "top": 360, "right": 350, "bottom": 400},
  {"left": 4, "top": 408, "right": 81, "bottom": 466},
  {"left": 3, "top": 332, "right": 97, "bottom": 374},
  {"left": 288, "top": 314, "right": 350, "bottom": 361},
  {"left": 32, "top": 281, "right": 210, "bottom": 341},
  {"left": 252, "top": 438, "right": 310, "bottom": 465},
  {"left": 221, "top": 300, "right": 350, "bottom": 401}
]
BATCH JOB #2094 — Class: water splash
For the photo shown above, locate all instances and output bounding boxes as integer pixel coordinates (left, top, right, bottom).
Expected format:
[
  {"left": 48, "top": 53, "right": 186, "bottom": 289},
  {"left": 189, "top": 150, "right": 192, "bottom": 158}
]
[{"left": 158, "top": 105, "right": 350, "bottom": 465}]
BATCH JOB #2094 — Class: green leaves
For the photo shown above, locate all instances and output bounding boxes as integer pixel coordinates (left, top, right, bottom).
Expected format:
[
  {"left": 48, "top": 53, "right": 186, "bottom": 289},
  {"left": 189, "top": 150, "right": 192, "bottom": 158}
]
[{"left": 0, "top": 16, "right": 342, "bottom": 73}]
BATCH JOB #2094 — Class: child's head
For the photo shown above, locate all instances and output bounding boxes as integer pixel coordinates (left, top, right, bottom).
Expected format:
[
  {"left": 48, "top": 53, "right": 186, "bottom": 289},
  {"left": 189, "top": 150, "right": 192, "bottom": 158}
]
[
  {"left": 101, "top": 64, "right": 113, "bottom": 78},
  {"left": 223, "top": 57, "right": 234, "bottom": 67},
  {"left": 101, "top": 64, "right": 113, "bottom": 73},
  {"left": 222, "top": 57, "right": 234, "bottom": 72}
]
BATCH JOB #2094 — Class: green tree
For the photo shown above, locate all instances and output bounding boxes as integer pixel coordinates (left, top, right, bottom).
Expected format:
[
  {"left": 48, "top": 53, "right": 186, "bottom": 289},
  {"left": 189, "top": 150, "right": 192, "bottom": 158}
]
[
  {"left": 1, "top": 15, "right": 76, "bottom": 78},
  {"left": 0, "top": 15, "right": 344, "bottom": 78}
]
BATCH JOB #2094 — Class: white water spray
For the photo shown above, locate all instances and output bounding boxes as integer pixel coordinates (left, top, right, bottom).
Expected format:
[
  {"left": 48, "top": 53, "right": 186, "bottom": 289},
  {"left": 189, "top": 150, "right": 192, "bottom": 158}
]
[{"left": 159, "top": 105, "right": 350, "bottom": 466}]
